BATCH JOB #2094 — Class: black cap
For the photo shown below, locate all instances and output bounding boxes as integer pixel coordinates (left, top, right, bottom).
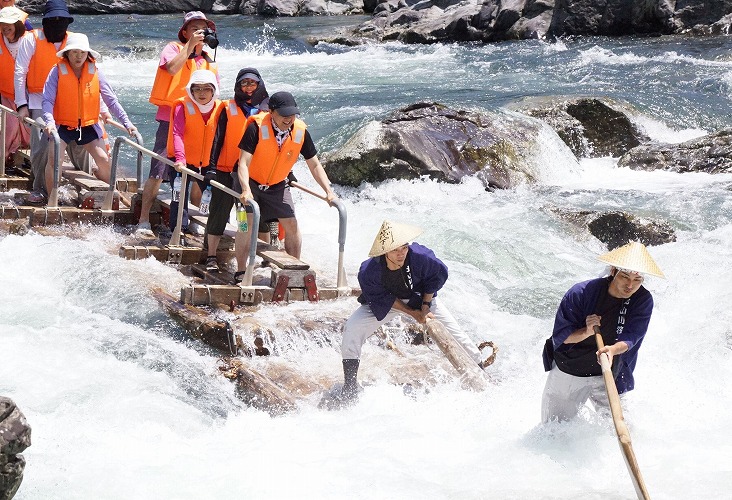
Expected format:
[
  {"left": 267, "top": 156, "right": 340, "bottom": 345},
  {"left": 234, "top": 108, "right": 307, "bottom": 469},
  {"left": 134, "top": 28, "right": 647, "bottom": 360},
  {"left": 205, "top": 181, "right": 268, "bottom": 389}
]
[{"left": 268, "top": 91, "right": 299, "bottom": 116}]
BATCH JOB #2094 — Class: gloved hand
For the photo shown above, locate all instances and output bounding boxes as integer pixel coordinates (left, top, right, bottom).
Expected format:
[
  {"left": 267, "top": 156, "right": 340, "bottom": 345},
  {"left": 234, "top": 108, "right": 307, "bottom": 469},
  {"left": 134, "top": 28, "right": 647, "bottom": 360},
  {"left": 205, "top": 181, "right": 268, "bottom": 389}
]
[{"left": 204, "top": 169, "right": 216, "bottom": 186}]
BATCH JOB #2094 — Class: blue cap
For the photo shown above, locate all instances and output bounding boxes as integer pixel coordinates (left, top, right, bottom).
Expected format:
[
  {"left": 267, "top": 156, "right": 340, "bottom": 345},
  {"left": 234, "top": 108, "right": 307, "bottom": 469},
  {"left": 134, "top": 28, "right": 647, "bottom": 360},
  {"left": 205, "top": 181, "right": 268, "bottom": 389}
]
[{"left": 43, "top": 0, "right": 73, "bottom": 20}]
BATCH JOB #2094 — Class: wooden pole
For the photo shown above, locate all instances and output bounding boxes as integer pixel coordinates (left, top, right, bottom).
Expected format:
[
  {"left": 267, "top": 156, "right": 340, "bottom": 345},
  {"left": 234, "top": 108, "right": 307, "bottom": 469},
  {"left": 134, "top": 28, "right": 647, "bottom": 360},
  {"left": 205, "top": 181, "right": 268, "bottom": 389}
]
[
  {"left": 594, "top": 326, "right": 651, "bottom": 500},
  {"left": 426, "top": 319, "right": 488, "bottom": 391}
]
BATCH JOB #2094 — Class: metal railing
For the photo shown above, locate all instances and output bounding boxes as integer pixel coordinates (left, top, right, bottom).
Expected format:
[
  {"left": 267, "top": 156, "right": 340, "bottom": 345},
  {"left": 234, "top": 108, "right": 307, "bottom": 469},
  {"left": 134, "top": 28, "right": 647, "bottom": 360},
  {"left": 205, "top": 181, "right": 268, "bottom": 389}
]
[
  {"left": 290, "top": 180, "right": 348, "bottom": 289},
  {"left": 108, "top": 135, "right": 261, "bottom": 285},
  {"left": 2, "top": 102, "right": 348, "bottom": 289},
  {"left": 0, "top": 104, "right": 60, "bottom": 197},
  {"left": 0, "top": 104, "right": 144, "bottom": 210}
]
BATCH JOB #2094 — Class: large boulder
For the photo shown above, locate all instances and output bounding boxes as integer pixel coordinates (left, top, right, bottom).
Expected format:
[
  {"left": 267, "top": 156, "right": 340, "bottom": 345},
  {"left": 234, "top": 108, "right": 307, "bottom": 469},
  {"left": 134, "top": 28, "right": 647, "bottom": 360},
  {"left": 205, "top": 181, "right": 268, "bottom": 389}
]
[
  {"left": 509, "top": 96, "right": 650, "bottom": 158},
  {"left": 550, "top": 208, "right": 676, "bottom": 248},
  {"left": 618, "top": 128, "right": 732, "bottom": 173},
  {"left": 0, "top": 397, "right": 31, "bottom": 500},
  {"left": 323, "top": 102, "right": 566, "bottom": 190}
]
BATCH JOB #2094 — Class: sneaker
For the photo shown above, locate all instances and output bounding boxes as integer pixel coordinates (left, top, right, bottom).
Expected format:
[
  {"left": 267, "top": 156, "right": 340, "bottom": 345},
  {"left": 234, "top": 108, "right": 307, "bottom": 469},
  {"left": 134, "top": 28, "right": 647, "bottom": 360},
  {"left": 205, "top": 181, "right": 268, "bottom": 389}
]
[
  {"left": 234, "top": 271, "right": 246, "bottom": 284},
  {"left": 204, "top": 255, "right": 219, "bottom": 272},
  {"left": 134, "top": 221, "right": 156, "bottom": 238},
  {"left": 27, "top": 190, "right": 46, "bottom": 204}
]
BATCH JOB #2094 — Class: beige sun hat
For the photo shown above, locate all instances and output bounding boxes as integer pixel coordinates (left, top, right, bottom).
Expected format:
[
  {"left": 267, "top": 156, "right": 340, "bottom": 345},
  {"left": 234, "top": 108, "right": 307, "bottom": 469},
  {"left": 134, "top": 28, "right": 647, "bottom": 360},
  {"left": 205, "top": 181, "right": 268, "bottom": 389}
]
[
  {"left": 597, "top": 241, "right": 665, "bottom": 278},
  {"left": 56, "top": 33, "right": 101, "bottom": 60},
  {"left": 0, "top": 6, "right": 26, "bottom": 24},
  {"left": 368, "top": 220, "right": 423, "bottom": 257}
]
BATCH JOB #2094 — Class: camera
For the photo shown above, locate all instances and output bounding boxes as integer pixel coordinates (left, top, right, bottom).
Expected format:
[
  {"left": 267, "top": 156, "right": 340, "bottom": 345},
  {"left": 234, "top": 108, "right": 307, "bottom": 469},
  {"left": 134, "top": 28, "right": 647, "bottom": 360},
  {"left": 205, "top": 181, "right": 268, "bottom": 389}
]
[{"left": 202, "top": 28, "right": 219, "bottom": 49}]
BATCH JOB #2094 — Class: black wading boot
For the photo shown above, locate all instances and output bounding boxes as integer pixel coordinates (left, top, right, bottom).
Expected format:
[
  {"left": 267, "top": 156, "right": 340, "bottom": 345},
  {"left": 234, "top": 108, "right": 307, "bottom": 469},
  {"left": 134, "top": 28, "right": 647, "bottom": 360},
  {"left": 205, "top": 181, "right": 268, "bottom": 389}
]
[{"left": 341, "top": 359, "right": 360, "bottom": 401}]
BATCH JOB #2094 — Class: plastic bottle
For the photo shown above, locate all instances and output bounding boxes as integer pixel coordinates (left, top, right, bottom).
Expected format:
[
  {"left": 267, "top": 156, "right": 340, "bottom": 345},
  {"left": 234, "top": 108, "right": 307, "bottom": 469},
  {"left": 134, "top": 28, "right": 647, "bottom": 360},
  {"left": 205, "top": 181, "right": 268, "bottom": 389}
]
[
  {"left": 171, "top": 173, "right": 182, "bottom": 202},
  {"left": 199, "top": 186, "right": 212, "bottom": 215},
  {"left": 236, "top": 204, "right": 248, "bottom": 232}
]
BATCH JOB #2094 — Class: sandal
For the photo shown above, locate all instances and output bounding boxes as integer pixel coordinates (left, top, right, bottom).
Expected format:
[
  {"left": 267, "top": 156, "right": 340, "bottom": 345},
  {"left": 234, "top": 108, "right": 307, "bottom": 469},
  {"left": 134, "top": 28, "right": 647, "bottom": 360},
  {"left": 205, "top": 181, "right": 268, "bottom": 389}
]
[
  {"left": 205, "top": 255, "right": 219, "bottom": 272},
  {"left": 234, "top": 271, "right": 246, "bottom": 284}
]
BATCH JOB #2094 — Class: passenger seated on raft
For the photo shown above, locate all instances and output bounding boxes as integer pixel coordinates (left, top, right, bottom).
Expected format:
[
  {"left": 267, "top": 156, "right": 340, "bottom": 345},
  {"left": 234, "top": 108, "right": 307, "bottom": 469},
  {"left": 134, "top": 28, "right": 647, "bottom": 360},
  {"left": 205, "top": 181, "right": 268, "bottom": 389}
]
[{"left": 40, "top": 33, "right": 137, "bottom": 201}]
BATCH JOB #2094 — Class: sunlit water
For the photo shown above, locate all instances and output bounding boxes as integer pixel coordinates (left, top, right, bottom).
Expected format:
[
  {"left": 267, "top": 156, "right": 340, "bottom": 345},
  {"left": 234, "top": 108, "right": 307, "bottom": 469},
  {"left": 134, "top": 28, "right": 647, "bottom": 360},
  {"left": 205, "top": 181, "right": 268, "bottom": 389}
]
[{"left": 2, "top": 14, "right": 732, "bottom": 499}]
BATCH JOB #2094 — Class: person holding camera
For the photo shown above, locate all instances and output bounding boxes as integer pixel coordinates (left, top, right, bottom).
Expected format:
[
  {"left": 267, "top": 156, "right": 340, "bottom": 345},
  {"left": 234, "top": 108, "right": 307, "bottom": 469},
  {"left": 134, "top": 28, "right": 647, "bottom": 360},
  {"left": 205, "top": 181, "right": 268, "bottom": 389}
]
[{"left": 137, "top": 11, "right": 219, "bottom": 237}]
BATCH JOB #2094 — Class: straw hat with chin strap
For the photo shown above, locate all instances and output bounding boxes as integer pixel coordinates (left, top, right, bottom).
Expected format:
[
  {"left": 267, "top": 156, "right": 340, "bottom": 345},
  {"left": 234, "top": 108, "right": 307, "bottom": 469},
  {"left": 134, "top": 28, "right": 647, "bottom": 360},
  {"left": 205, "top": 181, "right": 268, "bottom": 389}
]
[
  {"left": 597, "top": 241, "right": 665, "bottom": 279},
  {"left": 369, "top": 220, "right": 423, "bottom": 257}
]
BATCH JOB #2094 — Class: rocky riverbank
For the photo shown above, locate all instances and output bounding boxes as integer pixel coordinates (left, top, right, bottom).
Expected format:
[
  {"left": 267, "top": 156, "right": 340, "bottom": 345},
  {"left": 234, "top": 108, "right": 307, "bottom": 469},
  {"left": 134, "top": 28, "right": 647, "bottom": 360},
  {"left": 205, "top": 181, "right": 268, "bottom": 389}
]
[{"left": 17, "top": 1, "right": 732, "bottom": 44}]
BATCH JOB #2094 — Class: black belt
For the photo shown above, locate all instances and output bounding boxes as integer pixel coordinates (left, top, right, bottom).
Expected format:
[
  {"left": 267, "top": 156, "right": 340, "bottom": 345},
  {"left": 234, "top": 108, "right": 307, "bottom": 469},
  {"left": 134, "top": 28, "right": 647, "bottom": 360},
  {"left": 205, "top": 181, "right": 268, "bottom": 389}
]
[{"left": 253, "top": 179, "right": 287, "bottom": 191}]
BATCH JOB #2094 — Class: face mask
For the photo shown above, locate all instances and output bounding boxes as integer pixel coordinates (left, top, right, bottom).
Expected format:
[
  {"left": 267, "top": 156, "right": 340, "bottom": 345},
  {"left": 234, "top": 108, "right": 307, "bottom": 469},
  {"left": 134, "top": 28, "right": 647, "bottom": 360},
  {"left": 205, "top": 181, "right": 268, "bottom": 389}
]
[{"left": 42, "top": 19, "right": 71, "bottom": 43}]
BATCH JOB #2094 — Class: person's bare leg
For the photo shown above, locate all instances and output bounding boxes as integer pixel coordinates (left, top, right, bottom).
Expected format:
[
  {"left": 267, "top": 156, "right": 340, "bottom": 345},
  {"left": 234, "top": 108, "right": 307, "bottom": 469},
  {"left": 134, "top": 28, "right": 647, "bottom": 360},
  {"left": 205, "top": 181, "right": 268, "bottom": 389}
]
[
  {"left": 139, "top": 177, "right": 162, "bottom": 225},
  {"left": 207, "top": 234, "right": 221, "bottom": 258},
  {"left": 84, "top": 140, "right": 110, "bottom": 183},
  {"left": 190, "top": 182, "right": 202, "bottom": 207},
  {"left": 279, "top": 217, "right": 301, "bottom": 259},
  {"left": 235, "top": 213, "right": 254, "bottom": 272}
]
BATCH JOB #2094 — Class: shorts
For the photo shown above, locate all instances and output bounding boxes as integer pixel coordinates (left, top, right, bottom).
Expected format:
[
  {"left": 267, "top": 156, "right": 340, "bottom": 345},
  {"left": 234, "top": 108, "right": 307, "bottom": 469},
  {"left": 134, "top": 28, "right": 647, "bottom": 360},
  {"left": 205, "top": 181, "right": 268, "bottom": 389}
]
[
  {"left": 57, "top": 124, "right": 99, "bottom": 146},
  {"left": 249, "top": 178, "right": 296, "bottom": 222},
  {"left": 149, "top": 120, "right": 170, "bottom": 180}
]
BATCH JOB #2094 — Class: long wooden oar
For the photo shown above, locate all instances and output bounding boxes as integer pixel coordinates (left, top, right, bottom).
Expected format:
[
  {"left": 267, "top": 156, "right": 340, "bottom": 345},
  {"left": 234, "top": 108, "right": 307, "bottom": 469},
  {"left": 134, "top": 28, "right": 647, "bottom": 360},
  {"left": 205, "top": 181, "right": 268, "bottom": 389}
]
[{"left": 594, "top": 326, "right": 651, "bottom": 500}]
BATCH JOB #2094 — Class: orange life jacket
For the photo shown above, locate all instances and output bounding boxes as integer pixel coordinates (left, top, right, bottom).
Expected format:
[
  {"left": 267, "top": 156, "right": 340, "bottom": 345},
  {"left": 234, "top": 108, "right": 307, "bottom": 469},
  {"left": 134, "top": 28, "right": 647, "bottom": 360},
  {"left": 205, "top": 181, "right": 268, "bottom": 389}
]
[
  {"left": 0, "top": 37, "right": 16, "bottom": 100},
  {"left": 247, "top": 113, "right": 307, "bottom": 186},
  {"left": 53, "top": 60, "right": 100, "bottom": 129},
  {"left": 216, "top": 100, "right": 262, "bottom": 173},
  {"left": 166, "top": 97, "right": 222, "bottom": 168},
  {"left": 149, "top": 43, "right": 218, "bottom": 108},
  {"left": 27, "top": 30, "right": 68, "bottom": 94}
]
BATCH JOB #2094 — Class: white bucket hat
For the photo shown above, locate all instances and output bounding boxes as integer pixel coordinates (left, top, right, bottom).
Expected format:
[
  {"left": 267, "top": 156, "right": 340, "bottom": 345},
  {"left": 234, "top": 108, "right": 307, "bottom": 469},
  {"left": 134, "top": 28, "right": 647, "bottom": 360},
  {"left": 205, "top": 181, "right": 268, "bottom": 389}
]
[
  {"left": 56, "top": 33, "right": 101, "bottom": 60},
  {"left": 597, "top": 241, "right": 665, "bottom": 278},
  {"left": 0, "top": 6, "right": 26, "bottom": 25},
  {"left": 369, "top": 220, "right": 423, "bottom": 257}
]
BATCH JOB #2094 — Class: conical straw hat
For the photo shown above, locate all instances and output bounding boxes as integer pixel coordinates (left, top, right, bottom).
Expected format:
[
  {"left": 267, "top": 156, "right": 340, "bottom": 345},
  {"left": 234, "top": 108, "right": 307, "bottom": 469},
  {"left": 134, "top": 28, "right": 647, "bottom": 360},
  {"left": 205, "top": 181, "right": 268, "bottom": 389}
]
[
  {"left": 368, "top": 220, "right": 423, "bottom": 257},
  {"left": 597, "top": 241, "right": 665, "bottom": 278}
]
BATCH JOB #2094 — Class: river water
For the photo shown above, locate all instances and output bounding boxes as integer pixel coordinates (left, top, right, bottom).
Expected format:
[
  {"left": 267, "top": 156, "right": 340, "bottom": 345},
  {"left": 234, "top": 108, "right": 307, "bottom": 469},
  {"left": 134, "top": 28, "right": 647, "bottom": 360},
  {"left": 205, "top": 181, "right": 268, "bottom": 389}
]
[{"left": 2, "top": 14, "right": 732, "bottom": 499}]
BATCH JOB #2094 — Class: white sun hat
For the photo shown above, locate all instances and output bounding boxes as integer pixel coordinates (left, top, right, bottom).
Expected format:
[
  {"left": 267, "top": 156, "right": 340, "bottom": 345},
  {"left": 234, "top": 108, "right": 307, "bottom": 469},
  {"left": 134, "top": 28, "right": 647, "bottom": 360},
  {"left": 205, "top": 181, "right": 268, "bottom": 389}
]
[
  {"left": 597, "top": 241, "right": 665, "bottom": 278},
  {"left": 368, "top": 220, "right": 423, "bottom": 257},
  {"left": 56, "top": 33, "right": 101, "bottom": 60},
  {"left": 0, "top": 6, "right": 26, "bottom": 25}
]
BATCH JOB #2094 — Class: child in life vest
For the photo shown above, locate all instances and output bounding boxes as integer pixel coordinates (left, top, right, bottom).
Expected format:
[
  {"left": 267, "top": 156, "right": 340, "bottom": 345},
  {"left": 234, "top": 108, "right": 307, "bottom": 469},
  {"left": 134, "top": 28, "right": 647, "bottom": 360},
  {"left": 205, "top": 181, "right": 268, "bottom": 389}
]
[
  {"left": 167, "top": 68, "right": 221, "bottom": 234},
  {"left": 41, "top": 32, "right": 137, "bottom": 198}
]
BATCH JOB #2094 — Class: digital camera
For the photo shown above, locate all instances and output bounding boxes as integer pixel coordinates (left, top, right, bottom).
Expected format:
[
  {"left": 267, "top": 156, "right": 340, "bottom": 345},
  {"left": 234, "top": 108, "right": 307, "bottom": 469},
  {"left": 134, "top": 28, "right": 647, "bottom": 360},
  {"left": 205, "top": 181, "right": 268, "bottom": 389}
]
[{"left": 202, "top": 28, "right": 219, "bottom": 49}]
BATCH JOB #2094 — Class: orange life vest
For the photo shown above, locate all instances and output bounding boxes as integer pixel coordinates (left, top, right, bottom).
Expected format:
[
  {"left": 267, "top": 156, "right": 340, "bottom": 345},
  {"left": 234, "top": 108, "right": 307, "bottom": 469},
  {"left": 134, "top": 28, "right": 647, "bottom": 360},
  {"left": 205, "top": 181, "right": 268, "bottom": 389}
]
[
  {"left": 247, "top": 113, "right": 307, "bottom": 186},
  {"left": 0, "top": 37, "right": 16, "bottom": 100},
  {"left": 149, "top": 43, "right": 218, "bottom": 108},
  {"left": 216, "top": 100, "right": 262, "bottom": 173},
  {"left": 53, "top": 60, "right": 100, "bottom": 129},
  {"left": 166, "top": 97, "right": 222, "bottom": 168},
  {"left": 27, "top": 30, "right": 68, "bottom": 94}
]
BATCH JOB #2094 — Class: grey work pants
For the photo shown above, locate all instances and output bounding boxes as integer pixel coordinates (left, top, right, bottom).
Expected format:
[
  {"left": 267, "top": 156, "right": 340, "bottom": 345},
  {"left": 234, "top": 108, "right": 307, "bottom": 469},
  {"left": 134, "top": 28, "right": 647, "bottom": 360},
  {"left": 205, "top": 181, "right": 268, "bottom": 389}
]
[
  {"left": 341, "top": 299, "right": 483, "bottom": 364},
  {"left": 541, "top": 362, "right": 611, "bottom": 423},
  {"left": 29, "top": 108, "right": 92, "bottom": 192}
]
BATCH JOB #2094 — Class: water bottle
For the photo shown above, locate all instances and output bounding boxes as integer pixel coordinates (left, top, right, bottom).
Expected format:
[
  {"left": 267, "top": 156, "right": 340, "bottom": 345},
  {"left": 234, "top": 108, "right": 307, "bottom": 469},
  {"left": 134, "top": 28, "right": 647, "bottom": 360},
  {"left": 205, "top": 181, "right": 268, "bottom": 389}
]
[
  {"left": 236, "top": 204, "right": 248, "bottom": 232},
  {"left": 199, "top": 186, "right": 212, "bottom": 215},
  {"left": 171, "top": 173, "right": 182, "bottom": 202}
]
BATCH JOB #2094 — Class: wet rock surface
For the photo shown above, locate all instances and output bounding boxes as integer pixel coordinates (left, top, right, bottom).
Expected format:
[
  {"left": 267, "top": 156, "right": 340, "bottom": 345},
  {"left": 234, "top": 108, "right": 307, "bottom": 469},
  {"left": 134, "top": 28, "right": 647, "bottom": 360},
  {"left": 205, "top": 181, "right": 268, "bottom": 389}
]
[
  {"left": 324, "top": 102, "right": 556, "bottom": 190},
  {"left": 0, "top": 397, "right": 31, "bottom": 500}
]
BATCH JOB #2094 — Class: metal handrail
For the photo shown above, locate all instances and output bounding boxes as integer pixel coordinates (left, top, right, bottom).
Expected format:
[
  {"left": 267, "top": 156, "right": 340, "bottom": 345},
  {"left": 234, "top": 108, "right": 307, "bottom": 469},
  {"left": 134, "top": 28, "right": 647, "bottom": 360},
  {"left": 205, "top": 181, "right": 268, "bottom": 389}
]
[
  {"left": 104, "top": 119, "right": 144, "bottom": 210},
  {"left": 290, "top": 180, "right": 348, "bottom": 289},
  {"left": 0, "top": 104, "right": 60, "bottom": 204},
  {"left": 108, "top": 135, "right": 260, "bottom": 285}
]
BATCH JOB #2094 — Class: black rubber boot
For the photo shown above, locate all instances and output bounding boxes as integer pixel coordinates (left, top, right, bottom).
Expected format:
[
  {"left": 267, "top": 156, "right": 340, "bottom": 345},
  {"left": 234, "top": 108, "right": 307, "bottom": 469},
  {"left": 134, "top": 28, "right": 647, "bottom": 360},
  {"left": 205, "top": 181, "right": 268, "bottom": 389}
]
[{"left": 341, "top": 359, "right": 360, "bottom": 401}]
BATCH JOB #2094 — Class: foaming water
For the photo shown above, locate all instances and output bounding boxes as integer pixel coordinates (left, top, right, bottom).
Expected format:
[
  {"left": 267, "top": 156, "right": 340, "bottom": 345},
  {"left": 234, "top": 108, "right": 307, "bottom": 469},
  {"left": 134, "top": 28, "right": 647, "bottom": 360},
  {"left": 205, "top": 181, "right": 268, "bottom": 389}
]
[{"left": 3, "top": 14, "right": 732, "bottom": 500}]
